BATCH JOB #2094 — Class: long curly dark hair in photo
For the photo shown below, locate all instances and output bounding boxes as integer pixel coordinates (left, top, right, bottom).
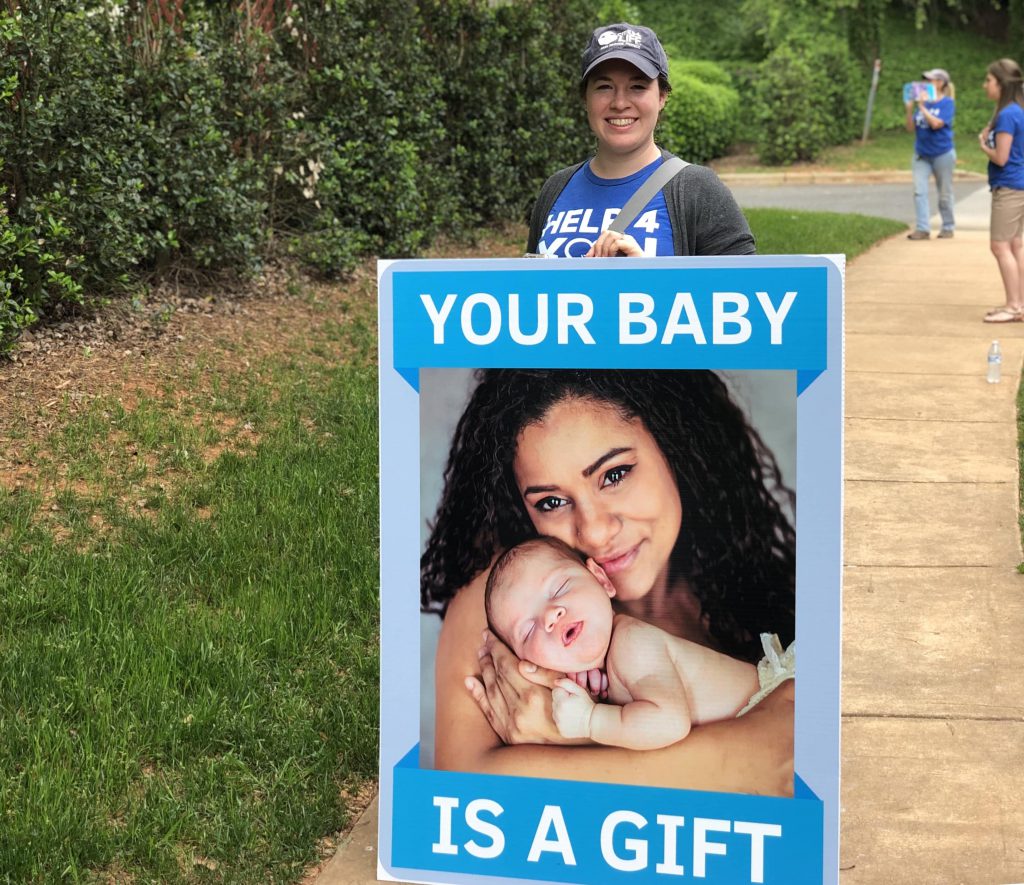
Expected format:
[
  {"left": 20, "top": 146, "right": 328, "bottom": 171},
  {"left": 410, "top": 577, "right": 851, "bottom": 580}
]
[{"left": 420, "top": 369, "right": 795, "bottom": 664}]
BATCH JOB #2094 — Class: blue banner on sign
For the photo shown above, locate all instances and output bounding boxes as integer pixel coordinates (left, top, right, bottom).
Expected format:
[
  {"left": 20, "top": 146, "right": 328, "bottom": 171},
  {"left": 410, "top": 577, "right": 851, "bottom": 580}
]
[
  {"left": 390, "top": 746, "right": 823, "bottom": 885},
  {"left": 394, "top": 267, "right": 827, "bottom": 371}
]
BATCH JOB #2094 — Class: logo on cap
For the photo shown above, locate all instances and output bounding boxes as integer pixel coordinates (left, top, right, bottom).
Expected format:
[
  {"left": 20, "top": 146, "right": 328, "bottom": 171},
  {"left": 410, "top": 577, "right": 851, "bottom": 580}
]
[{"left": 599, "top": 28, "right": 643, "bottom": 48}]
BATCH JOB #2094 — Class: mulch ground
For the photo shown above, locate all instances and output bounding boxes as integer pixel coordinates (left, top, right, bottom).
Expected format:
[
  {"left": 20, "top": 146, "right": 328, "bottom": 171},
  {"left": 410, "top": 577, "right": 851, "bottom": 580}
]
[{"left": 0, "top": 227, "right": 522, "bottom": 495}]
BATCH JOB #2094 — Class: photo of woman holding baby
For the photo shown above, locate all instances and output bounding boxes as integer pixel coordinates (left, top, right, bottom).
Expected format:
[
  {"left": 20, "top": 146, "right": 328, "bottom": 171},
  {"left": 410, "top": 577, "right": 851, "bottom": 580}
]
[{"left": 420, "top": 368, "right": 796, "bottom": 796}]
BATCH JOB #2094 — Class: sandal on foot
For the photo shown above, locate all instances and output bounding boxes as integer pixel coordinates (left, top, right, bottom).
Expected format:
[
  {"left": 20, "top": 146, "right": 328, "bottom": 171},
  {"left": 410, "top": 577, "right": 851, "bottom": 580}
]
[{"left": 983, "top": 307, "right": 1023, "bottom": 323}]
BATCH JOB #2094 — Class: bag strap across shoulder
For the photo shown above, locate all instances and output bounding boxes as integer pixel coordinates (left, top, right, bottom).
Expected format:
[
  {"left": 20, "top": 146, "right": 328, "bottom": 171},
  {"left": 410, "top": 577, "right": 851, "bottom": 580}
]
[{"left": 607, "top": 156, "right": 689, "bottom": 235}]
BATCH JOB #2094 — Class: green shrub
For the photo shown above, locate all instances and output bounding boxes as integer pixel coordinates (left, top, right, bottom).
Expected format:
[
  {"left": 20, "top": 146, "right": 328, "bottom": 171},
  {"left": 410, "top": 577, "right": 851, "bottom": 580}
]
[
  {"left": 0, "top": 4, "right": 277, "bottom": 335},
  {"left": 658, "top": 60, "right": 739, "bottom": 163},
  {"left": 672, "top": 59, "right": 737, "bottom": 89},
  {"left": 0, "top": 0, "right": 601, "bottom": 348},
  {"left": 754, "top": 34, "right": 865, "bottom": 164},
  {"left": 0, "top": 195, "right": 65, "bottom": 352},
  {"left": 281, "top": 0, "right": 444, "bottom": 273},
  {"left": 634, "top": 0, "right": 751, "bottom": 62},
  {"left": 595, "top": 0, "right": 643, "bottom": 24},
  {"left": 1, "top": 5, "right": 136, "bottom": 325},
  {"left": 416, "top": 0, "right": 594, "bottom": 237},
  {"left": 128, "top": 25, "right": 274, "bottom": 274}
]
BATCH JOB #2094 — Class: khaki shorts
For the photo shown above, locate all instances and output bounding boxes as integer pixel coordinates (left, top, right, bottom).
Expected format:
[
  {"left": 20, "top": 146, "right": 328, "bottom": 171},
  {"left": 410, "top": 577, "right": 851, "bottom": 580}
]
[{"left": 991, "top": 187, "right": 1024, "bottom": 241}]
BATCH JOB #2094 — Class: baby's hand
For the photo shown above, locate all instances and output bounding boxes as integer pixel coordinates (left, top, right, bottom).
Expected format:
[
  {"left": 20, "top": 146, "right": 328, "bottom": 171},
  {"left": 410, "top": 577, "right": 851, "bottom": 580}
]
[
  {"left": 552, "top": 678, "right": 596, "bottom": 739},
  {"left": 569, "top": 667, "right": 608, "bottom": 699}
]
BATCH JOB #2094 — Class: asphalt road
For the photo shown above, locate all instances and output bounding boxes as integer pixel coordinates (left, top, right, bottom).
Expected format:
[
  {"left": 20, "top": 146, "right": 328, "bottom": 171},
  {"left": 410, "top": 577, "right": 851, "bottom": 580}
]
[{"left": 729, "top": 179, "right": 991, "bottom": 229}]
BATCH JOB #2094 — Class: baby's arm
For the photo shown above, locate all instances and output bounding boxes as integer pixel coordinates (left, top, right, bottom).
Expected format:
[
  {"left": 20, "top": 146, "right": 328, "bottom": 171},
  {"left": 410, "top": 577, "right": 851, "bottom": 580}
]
[{"left": 552, "top": 667, "right": 691, "bottom": 751}]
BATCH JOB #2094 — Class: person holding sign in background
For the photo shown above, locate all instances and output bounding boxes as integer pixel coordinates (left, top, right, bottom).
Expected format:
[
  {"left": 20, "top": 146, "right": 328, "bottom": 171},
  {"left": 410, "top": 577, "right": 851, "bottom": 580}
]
[
  {"left": 905, "top": 68, "right": 956, "bottom": 241},
  {"left": 979, "top": 59, "right": 1024, "bottom": 323},
  {"left": 526, "top": 23, "right": 755, "bottom": 258},
  {"left": 422, "top": 369, "right": 795, "bottom": 795}
]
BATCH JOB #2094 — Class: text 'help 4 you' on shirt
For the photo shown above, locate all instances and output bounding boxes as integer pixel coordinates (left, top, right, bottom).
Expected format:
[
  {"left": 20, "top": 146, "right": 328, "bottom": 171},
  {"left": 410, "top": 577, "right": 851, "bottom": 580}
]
[{"left": 537, "top": 157, "right": 674, "bottom": 257}]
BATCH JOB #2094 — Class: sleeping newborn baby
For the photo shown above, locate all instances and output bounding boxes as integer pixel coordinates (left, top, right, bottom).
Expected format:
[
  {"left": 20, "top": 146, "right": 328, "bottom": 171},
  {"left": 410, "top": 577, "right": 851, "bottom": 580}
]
[{"left": 484, "top": 536, "right": 793, "bottom": 750}]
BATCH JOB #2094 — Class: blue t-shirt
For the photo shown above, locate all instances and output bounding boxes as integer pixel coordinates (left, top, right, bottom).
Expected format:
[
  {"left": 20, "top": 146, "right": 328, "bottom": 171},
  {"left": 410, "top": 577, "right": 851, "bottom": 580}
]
[
  {"left": 989, "top": 103, "right": 1024, "bottom": 190},
  {"left": 537, "top": 158, "right": 674, "bottom": 257},
  {"left": 913, "top": 96, "right": 955, "bottom": 157}
]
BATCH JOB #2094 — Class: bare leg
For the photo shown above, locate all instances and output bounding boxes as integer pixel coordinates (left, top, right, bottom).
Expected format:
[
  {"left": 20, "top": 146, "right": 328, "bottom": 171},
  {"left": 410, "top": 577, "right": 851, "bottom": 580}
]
[
  {"left": 991, "top": 239, "right": 1023, "bottom": 310},
  {"left": 1013, "top": 237, "right": 1024, "bottom": 306}
]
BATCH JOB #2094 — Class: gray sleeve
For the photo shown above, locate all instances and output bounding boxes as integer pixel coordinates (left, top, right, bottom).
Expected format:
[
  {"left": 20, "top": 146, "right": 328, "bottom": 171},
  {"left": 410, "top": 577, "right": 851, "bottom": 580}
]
[
  {"left": 526, "top": 187, "right": 549, "bottom": 254},
  {"left": 526, "top": 163, "right": 585, "bottom": 254},
  {"left": 672, "top": 165, "right": 756, "bottom": 256}
]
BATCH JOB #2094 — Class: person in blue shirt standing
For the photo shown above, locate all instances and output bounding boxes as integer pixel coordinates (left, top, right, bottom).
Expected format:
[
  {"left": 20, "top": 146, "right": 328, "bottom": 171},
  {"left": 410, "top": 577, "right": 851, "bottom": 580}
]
[
  {"left": 905, "top": 68, "right": 957, "bottom": 240},
  {"left": 526, "top": 22, "right": 754, "bottom": 258},
  {"left": 979, "top": 58, "right": 1024, "bottom": 323}
]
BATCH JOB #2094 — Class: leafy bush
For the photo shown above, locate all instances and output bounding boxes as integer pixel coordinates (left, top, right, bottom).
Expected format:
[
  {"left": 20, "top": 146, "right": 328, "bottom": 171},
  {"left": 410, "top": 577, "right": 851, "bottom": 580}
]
[
  {"left": 658, "top": 59, "right": 739, "bottom": 163},
  {"left": 1, "top": 5, "right": 132, "bottom": 334},
  {"left": 634, "top": 0, "right": 752, "bottom": 62},
  {"left": 672, "top": 59, "right": 737, "bottom": 89},
  {"left": 416, "top": 0, "right": 594, "bottom": 238},
  {"left": 0, "top": 0, "right": 601, "bottom": 348},
  {"left": 128, "top": 24, "right": 274, "bottom": 274},
  {"left": 753, "top": 34, "right": 865, "bottom": 164},
  {"left": 0, "top": 4, "right": 279, "bottom": 343}
]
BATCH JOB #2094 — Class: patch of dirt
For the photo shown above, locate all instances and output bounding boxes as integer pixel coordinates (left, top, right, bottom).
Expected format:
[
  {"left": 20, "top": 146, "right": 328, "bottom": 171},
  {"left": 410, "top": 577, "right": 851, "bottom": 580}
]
[
  {"left": 0, "top": 266, "right": 338, "bottom": 489},
  {"left": 0, "top": 226, "right": 524, "bottom": 507},
  {"left": 0, "top": 225, "right": 524, "bottom": 487}
]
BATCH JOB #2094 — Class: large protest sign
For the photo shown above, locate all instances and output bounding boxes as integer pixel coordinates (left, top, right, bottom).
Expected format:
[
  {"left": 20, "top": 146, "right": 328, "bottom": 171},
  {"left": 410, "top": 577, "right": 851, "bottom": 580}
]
[{"left": 378, "top": 255, "right": 843, "bottom": 885}]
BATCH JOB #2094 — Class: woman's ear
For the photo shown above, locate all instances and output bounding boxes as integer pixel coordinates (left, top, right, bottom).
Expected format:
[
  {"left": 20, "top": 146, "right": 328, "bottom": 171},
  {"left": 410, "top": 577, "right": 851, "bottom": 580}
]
[{"left": 585, "top": 557, "right": 616, "bottom": 597}]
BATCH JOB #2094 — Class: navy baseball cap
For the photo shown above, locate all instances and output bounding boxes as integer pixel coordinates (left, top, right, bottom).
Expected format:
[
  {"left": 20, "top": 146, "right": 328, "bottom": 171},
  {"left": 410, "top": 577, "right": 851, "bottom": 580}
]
[{"left": 581, "top": 23, "right": 670, "bottom": 84}]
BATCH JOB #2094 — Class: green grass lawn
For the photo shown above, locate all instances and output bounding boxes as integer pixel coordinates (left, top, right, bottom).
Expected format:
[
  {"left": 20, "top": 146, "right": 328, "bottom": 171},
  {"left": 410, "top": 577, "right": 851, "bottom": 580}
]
[
  {"left": 0, "top": 303, "right": 381, "bottom": 882},
  {"left": 817, "top": 129, "right": 989, "bottom": 176},
  {"left": 0, "top": 210, "right": 899, "bottom": 881},
  {"left": 747, "top": 209, "right": 905, "bottom": 257},
  {"left": 716, "top": 126, "right": 991, "bottom": 178}
]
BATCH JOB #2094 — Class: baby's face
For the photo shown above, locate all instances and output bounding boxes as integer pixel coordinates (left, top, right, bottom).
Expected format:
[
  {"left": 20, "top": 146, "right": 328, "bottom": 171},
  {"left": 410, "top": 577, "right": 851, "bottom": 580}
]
[{"left": 490, "top": 547, "right": 615, "bottom": 673}]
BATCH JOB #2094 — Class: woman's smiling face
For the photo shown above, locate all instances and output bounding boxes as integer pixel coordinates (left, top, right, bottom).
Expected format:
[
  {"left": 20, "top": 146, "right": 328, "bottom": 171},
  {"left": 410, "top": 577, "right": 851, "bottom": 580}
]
[
  {"left": 512, "top": 397, "right": 682, "bottom": 602},
  {"left": 584, "top": 59, "right": 666, "bottom": 160}
]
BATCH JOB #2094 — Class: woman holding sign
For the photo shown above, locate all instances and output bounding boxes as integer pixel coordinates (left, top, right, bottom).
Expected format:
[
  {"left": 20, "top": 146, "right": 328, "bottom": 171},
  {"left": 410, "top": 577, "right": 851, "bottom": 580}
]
[
  {"left": 979, "top": 59, "right": 1024, "bottom": 323},
  {"left": 422, "top": 369, "right": 795, "bottom": 795},
  {"left": 904, "top": 68, "right": 957, "bottom": 241},
  {"left": 525, "top": 22, "right": 755, "bottom": 258}
]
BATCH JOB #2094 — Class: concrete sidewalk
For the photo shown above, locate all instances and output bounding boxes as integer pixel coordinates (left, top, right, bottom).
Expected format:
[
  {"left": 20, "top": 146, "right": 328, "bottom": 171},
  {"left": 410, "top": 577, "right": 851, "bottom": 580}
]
[
  {"left": 317, "top": 214, "right": 1024, "bottom": 885},
  {"left": 840, "top": 225, "right": 1024, "bottom": 884}
]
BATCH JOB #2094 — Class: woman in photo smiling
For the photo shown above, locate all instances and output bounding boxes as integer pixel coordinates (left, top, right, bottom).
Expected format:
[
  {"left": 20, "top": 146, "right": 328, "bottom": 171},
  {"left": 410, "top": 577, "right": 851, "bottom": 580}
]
[
  {"left": 422, "top": 369, "right": 796, "bottom": 795},
  {"left": 526, "top": 22, "right": 755, "bottom": 259}
]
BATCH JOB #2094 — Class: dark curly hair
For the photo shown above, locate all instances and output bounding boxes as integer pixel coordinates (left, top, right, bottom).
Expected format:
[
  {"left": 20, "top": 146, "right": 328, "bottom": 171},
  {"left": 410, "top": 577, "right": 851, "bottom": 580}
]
[{"left": 420, "top": 369, "right": 795, "bottom": 663}]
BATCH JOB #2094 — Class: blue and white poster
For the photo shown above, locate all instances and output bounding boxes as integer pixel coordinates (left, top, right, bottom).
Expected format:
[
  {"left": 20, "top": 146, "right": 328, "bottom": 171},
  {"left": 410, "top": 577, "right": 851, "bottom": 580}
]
[{"left": 378, "top": 255, "right": 843, "bottom": 885}]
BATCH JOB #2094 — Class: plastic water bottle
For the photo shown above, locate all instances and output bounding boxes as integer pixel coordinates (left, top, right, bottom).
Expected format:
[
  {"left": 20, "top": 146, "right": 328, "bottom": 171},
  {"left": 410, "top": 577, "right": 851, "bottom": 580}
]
[{"left": 987, "top": 340, "right": 1002, "bottom": 384}]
